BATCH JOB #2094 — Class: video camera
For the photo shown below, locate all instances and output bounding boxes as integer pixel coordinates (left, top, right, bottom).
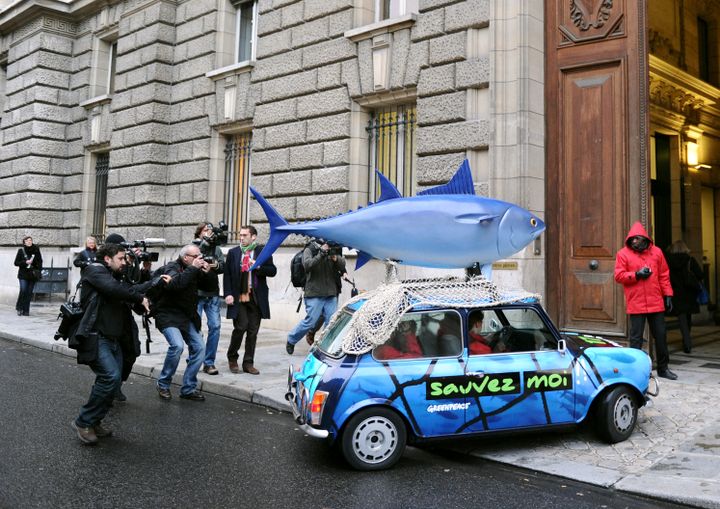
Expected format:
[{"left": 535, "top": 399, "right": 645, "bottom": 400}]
[
  {"left": 312, "top": 238, "right": 343, "bottom": 257},
  {"left": 120, "top": 239, "right": 163, "bottom": 263},
  {"left": 194, "top": 221, "right": 228, "bottom": 263}
]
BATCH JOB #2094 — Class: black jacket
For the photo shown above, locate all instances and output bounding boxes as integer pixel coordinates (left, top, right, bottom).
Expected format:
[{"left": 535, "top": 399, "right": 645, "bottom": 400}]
[
  {"left": 71, "top": 263, "right": 154, "bottom": 373},
  {"left": 14, "top": 245, "right": 42, "bottom": 280},
  {"left": 223, "top": 244, "right": 276, "bottom": 320},
  {"left": 667, "top": 252, "right": 704, "bottom": 315},
  {"left": 196, "top": 244, "right": 225, "bottom": 296},
  {"left": 151, "top": 258, "right": 202, "bottom": 331},
  {"left": 73, "top": 248, "right": 97, "bottom": 273},
  {"left": 303, "top": 242, "right": 346, "bottom": 298}
]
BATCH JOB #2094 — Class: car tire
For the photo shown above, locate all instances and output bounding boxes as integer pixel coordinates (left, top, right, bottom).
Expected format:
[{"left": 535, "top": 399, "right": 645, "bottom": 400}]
[
  {"left": 595, "top": 386, "right": 638, "bottom": 443},
  {"left": 340, "top": 407, "right": 407, "bottom": 471}
]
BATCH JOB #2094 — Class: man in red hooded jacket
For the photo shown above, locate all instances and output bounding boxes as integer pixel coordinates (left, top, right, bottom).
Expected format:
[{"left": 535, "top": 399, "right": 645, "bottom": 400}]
[{"left": 614, "top": 221, "right": 677, "bottom": 380}]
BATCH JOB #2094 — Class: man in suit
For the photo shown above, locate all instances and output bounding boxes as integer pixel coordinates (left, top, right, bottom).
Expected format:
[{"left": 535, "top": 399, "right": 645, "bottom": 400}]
[{"left": 223, "top": 225, "right": 277, "bottom": 375}]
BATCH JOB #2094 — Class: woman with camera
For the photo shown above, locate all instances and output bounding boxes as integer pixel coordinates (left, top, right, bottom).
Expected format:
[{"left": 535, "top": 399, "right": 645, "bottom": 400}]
[{"left": 13, "top": 235, "right": 43, "bottom": 316}]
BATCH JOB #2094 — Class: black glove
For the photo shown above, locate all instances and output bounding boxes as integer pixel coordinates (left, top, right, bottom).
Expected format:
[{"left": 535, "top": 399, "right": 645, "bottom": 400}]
[
  {"left": 665, "top": 296, "right": 673, "bottom": 313},
  {"left": 635, "top": 267, "right": 651, "bottom": 280}
]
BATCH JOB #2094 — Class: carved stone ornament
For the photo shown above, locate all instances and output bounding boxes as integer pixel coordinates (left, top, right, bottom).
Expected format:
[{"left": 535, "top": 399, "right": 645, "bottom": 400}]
[{"left": 570, "top": 0, "right": 613, "bottom": 31}]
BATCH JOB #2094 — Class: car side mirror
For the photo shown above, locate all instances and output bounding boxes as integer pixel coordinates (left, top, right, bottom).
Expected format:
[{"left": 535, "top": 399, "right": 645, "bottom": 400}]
[{"left": 558, "top": 339, "right": 566, "bottom": 355}]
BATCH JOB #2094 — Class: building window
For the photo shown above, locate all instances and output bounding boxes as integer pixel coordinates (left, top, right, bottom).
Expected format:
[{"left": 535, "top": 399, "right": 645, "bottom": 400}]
[
  {"left": 92, "top": 152, "right": 109, "bottom": 239},
  {"left": 375, "top": 0, "right": 418, "bottom": 22},
  {"left": 234, "top": 0, "right": 258, "bottom": 62},
  {"left": 224, "top": 133, "right": 252, "bottom": 241},
  {"left": 91, "top": 36, "right": 118, "bottom": 98},
  {"left": 366, "top": 104, "right": 417, "bottom": 200},
  {"left": 107, "top": 42, "right": 117, "bottom": 94}
]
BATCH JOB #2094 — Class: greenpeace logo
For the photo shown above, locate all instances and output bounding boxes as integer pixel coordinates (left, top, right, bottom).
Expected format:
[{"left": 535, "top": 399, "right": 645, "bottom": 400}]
[{"left": 427, "top": 402, "right": 471, "bottom": 413}]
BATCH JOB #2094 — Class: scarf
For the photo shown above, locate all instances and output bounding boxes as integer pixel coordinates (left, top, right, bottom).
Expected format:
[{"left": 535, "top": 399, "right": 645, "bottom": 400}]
[{"left": 239, "top": 242, "right": 257, "bottom": 302}]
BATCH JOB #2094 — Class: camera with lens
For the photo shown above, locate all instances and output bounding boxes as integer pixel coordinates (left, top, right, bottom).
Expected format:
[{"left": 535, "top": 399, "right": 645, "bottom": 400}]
[
  {"left": 313, "top": 238, "right": 342, "bottom": 257},
  {"left": 193, "top": 221, "right": 228, "bottom": 264},
  {"left": 121, "top": 240, "right": 160, "bottom": 263}
]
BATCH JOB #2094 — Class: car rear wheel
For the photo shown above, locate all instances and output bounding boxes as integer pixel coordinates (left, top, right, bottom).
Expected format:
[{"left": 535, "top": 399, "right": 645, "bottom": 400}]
[
  {"left": 340, "top": 408, "right": 406, "bottom": 471},
  {"left": 595, "top": 386, "right": 638, "bottom": 443}
]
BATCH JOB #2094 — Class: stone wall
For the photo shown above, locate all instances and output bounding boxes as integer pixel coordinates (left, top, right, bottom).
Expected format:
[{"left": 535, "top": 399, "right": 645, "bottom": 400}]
[{"left": 0, "top": 0, "right": 547, "bottom": 319}]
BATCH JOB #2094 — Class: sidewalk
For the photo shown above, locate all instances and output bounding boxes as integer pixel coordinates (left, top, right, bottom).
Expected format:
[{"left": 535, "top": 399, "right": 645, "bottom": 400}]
[{"left": 3, "top": 301, "right": 719, "bottom": 508}]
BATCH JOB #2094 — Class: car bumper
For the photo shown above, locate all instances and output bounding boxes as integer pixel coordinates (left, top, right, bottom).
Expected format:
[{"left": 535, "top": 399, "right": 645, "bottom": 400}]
[{"left": 285, "top": 365, "right": 329, "bottom": 439}]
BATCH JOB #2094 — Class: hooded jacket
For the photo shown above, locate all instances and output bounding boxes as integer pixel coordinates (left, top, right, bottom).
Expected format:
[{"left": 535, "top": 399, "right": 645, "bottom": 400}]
[{"left": 614, "top": 222, "right": 672, "bottom": 314}]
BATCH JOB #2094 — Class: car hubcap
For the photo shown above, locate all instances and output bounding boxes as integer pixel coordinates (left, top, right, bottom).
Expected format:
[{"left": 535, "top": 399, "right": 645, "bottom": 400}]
[
  {"left": 352, "top": 416, "right": 398, "bottom": 464},
  {"left": 613, "top": 394, "right": 635, "bottom": 432}
]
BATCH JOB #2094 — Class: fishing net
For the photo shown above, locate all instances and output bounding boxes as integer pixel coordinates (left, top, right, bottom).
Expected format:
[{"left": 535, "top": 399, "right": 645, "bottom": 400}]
[{"left": 334, "top": 276, "right": 540, "bottom": 355}]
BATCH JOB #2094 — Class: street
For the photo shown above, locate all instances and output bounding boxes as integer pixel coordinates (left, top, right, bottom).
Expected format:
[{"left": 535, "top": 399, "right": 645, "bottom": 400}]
[{"left": 0, "top": 338, "right": 694, "bottom": 509}]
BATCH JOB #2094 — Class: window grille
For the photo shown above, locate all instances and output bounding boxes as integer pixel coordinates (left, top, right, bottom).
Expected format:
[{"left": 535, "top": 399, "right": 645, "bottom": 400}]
[
  {"left": 224, "top": 133, "right": 252, "bottom": 242},
  {"left": 92, "top": 152, "right": 109, "bottom": 239},
  {"left": 366, "top": 104, "right": 417, "bottom": 200}
]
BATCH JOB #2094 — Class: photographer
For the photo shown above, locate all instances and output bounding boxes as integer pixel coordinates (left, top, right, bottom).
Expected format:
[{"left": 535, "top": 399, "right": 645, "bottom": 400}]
[
  {"left": 193, "top": 222, "right": 226, "bottom": 375},
  {"left": 285, "top": 239, "right": 345, "bottom": 355},
  {"left": 70, "top": 242, "right": 169, "bottom": 445},
  {"left": 153, "top": 244, "right": 209, "bottom": 401}
]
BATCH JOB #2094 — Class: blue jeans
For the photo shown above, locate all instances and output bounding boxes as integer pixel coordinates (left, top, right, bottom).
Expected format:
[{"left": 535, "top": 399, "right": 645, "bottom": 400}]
[
  {"left": 287, "top": 296, "right": 337, "bottom": 345},
  {"left": 157, "top": 324, "right": 205, "bottom": 395},
  {"left": 76, "top": 337, "right": 122, "bottom": 428},
  {"left": 197, "top": 296, "right": 221, "bottom": 367},
  {"left": 16, "top": 278, "right": 35, "bottom": 315}
]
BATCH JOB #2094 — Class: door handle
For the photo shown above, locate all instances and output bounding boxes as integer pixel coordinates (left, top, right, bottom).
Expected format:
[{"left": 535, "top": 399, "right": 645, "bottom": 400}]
[
  {"left": 466, "top": 371, "right": 485, "bottom": 378},
  {"left": 589, "top": 259, "right": 599, "bottom": 270}
]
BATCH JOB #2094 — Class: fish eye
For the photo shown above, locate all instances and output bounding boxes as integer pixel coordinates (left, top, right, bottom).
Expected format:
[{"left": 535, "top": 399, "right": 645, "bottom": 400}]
[{"left": 530, "top": 218, "right": 537, "bottom": 227}]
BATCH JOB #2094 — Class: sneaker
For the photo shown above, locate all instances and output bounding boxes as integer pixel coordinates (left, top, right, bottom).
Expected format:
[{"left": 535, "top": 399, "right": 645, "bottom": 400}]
[
  {"left": 203, "top": 365, "right": 219, "bottom": 375},
  {"left": 242, "top": 363, "right": 260, "bottom": 375},
  {"left": 157, "top": 386, "right": 172, "bottom": 400},
  {"left": 71, "top": 421, "right": 98, "bottom": 445},
  {"left": 286, "top": 342, "right": 295, "bottom": 355},
  {"left": 658, "top": 369, "right": 678, "bottom": 380},
  {"left": 179, "top": 390, "right": 205, "bottom": 401},
  {"left": 93, "top": 423, "right": 113, "bottom": 438}
]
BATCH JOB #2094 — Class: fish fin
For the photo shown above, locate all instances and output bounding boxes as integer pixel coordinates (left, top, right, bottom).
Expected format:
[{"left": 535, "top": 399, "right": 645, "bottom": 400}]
[
  {"left": 418, "top": 159, "right": 475, "bottom": 196},
  {"left": 455, "top": 213, "right": 499, "bottom": 224},
  {"left": 355, "top": 251, "right": 374, "bottom": 270},
  {"left": 480, "top": 263, "right": 493, "bottom": 280},
  {"left": 249, "top": 187, "right": 290, "bottom": 269},
  {"left": 375, "top": 170, "right": 403, "bottom": 202}
]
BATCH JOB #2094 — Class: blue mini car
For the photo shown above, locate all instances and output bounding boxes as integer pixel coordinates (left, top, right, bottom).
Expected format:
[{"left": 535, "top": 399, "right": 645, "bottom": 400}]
[{"left": 285, "top": 278, "right": 658, "bottom": 470}]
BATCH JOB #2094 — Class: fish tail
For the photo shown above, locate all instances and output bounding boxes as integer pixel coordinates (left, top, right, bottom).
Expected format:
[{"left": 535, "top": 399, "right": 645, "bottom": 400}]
[{"left": 249, "top": 187, "right": 290, "bottom": 269}]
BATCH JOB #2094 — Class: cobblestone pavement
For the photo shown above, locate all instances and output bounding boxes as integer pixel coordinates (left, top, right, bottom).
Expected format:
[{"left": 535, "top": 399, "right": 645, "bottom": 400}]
[{"left": 3, "top": 301, "right": 719, "bottom": 508}]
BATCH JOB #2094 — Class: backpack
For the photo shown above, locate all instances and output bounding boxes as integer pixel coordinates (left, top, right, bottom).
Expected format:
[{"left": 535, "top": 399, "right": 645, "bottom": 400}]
[{"left": 290, "top": 249, "right": 306, "bottom": 288}]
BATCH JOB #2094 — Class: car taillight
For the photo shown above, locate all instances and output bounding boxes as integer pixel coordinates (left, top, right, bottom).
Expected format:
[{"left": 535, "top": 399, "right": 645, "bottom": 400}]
[{"left": 309, "top": 390, "right": 328, "bottom": 425}]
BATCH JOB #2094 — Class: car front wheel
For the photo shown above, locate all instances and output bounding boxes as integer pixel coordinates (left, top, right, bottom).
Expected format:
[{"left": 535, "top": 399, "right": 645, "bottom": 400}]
[
  {"left": 595, "top": 386, "right": 638, "bottom": 443},
  {"left": 340, "top": 408, "right": 407, "bottom": 471}
]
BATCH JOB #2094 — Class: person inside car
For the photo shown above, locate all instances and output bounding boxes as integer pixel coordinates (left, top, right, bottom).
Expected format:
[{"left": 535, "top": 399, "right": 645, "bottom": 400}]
[
  {"left": 374, "top": 320, "right": 422, "bottom": 360},
  {"left": 468, "top": 311, "right": 492, "bottom": 355}
]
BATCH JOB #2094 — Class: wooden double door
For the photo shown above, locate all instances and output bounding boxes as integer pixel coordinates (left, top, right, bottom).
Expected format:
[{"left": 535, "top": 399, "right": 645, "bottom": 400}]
[{"left": 545, "top": 1, "right": 649, "bottom": 336}]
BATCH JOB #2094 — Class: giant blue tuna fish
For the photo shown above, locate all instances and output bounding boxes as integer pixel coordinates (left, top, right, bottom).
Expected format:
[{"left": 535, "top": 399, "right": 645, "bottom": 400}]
[{"left": 249, "top": 160, "right": 545, "bottom": 271}]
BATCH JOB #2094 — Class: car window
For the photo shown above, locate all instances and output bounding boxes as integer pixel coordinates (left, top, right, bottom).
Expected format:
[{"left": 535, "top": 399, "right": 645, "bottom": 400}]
[
  {"left": 373, "top": 310, "right": 463, "bottom": 360},
  {"left": 469, "top": 307, "right": 557, "bottom": 354},
  {"left": 318, "top": 310, "right": 354, "bottom": 357}
]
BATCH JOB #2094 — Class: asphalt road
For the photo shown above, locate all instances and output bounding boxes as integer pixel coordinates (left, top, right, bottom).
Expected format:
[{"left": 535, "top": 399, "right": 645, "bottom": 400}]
[{"left": 0, "top": 339, "right": 692, "bottom": 509}]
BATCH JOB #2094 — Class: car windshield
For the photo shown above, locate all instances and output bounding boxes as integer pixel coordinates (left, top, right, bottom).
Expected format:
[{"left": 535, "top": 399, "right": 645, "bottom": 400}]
[{"left": 317, "top": 310, "right": 354, "bottom": 357}]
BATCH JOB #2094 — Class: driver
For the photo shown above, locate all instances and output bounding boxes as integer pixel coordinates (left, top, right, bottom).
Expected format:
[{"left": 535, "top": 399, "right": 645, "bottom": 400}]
[{"left": 374, "top": 320, "right": 422, "bottom": 360}]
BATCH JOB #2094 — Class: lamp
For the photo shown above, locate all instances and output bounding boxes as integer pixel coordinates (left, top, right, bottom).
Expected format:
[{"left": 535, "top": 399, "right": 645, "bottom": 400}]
[{"left": 686, "top": 141, "right": 699, "bottom": 166}]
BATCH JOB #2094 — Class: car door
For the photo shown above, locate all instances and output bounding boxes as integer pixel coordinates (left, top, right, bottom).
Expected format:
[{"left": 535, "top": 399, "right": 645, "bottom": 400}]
[
  {"left": 368, "top": 309, "right": 469, "bottom": 438},
  {"left": 462, "top": 306, "right": 577, "bottom": 433}
]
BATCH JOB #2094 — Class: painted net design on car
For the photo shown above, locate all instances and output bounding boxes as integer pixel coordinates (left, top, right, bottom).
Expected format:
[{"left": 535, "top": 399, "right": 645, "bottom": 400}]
[{"left": 335, "top": 276, "right": 540, "bottom": 355}]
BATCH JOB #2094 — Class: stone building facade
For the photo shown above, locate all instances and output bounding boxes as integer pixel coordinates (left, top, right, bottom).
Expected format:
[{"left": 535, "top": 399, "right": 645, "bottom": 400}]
[{"left": 0, "top": 0, "right": 545, "bottom": 329}]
